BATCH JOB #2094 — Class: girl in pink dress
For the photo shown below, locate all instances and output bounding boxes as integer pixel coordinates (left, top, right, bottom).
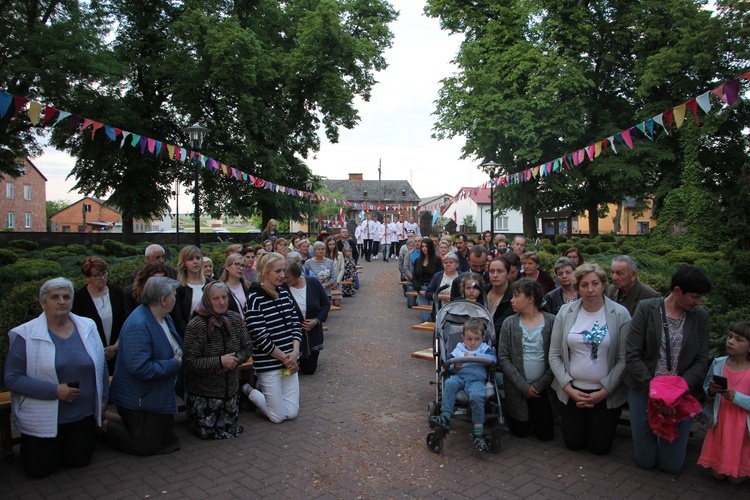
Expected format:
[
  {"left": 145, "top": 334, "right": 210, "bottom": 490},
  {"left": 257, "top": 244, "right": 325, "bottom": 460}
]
[{"left": 698, "top": 322, "right": 750, "bottom": 483}]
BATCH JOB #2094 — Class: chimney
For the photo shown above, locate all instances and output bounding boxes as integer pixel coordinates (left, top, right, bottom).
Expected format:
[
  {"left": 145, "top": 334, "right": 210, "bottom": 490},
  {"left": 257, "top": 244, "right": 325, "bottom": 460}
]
[{"left": 348, "top": 173, "right": 363, "bottom": 181}]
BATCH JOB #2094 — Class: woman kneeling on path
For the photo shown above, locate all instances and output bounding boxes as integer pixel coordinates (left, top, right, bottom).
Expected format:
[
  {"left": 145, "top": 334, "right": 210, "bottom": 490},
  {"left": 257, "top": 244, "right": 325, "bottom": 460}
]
[{"left": 243, "top": 252, "right": 303, "bottom": 423}]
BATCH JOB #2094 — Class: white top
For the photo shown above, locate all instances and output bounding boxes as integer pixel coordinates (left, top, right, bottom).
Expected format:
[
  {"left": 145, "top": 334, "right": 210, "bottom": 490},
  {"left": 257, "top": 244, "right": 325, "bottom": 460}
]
[
  {"left": 404, "top": 221, "right": 420, "bottom": 236},
  {"left": 94, "top": 291, "right": 113, "bottom": 344},
  {"left": 521, "top": 320, "right": 545, "bottom": 383},
  {"left": 395, "top": 221, "right": 406, "bottom": 240},
  {"left": 289, "top": 283, "right": 307, "bottom": 318},
  {"left": 188, "top": 283, "right": 203, "bottom": 314},
  {"left": 567, "top": 305, "right": 610, "bottom": 390},
  {"left": 228, "top": 282, "right": 247, "bottom": 312},
  {"left": 159, "top": 318, "right": 183, "bottom": 357}
]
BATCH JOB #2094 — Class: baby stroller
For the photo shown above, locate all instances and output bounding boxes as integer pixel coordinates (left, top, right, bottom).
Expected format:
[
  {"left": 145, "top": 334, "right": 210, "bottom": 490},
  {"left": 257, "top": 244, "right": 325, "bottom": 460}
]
[{"left": 426, "top": 299, "right": 503, "bottom": 453}]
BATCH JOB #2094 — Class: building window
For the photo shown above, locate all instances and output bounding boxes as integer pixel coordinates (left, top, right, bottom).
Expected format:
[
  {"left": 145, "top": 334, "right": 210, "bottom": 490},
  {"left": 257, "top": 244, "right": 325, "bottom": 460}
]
[
  {"left": 25, "top": 213, "right": 32, "bottom": 228},
  {"left": 7, "top": 212, "right": 15, "bottom": 228},
  {"left": 637, "top": 221, "right": 649, "bottom": 235},
  {"left": 24, "top": 185, "right": 31, "bottom": 200},
  {"left": 52, "top": 222, "right": 59, "bottom": 231},
  {"left": 496, "top": 216, "right": 509, "bottom": 231},
  {"left": 62, "top": 225, "right": 70, "bottom": 233},
  {"left": 6, "top": 183, "right": 14, "bottom": 199}
]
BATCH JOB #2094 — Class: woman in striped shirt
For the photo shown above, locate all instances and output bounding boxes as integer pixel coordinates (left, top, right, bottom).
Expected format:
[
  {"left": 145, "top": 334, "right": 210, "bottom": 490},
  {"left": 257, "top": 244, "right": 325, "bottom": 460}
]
[{"left": 242, "top": 252, "right": 303, "bottom": 423}]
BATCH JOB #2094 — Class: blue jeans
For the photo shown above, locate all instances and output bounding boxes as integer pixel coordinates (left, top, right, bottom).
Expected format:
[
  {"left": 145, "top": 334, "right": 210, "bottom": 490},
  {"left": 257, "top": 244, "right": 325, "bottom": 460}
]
[
  {"left": 628, "top": 388, "right": 692, "bottom": 474},
  {"left": 381, "top": 243, "right": 390, "bottom": 260},
  {"left": 441, "top": 376, "right": 486, "bottom": 424},
  {"left": 416, "top": 285, "right": 432, "bottom": 322}
]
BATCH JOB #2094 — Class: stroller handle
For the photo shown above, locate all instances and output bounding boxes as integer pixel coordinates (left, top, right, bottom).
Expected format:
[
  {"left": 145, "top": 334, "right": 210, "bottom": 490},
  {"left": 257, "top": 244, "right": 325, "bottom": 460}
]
[{"left": 444, "top": 356, "right": 494, "bottom": 368}]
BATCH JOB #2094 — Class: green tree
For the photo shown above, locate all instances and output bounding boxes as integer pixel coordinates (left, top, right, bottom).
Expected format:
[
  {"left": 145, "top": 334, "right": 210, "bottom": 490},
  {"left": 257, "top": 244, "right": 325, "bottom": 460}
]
[
  {"left": 0, "top": 0, "right": 110, "bottom": 177},
  {"left": 46, "top": 199, "right": 70, "bottom": 230}
]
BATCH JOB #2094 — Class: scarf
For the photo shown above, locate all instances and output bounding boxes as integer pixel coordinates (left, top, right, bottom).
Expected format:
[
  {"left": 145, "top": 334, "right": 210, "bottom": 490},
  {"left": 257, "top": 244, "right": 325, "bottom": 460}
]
[{"left": 194, "top": 283, "right": 232, "bottom": 337}]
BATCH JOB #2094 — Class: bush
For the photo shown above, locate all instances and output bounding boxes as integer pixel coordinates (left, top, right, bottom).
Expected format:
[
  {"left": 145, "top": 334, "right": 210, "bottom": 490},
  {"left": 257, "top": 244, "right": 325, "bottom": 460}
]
[
  {"left": 0, "top": 248, "right": 18, "bottom": 266},
  {"left": 554, "top": 234, "right": 568, "bottom": 244},
  {"left": 556, "top": 243, "right": 571, "bottom": 255},
  {"left": 727, "top": 250, "right": 750, "bottom": 285},
  {"left": 648, "top": 244, "right": 673, "bottom": 256},
  {"left": 102, "top": 239, "right": 140, "bottom": 258},
  {"left": 599, "top": 233, "right": 615, "bottom": 243},
  {"left": 537, "top": 251, "right": 557, "bottom": 274},
  {"left": 42, "top": 246, "right": 73, "bottom": 259},
  {"left": 66, "top": 244, "right": 89, "bottom": 256},
  {"left": 664, "top": 249, "right": 704, "bottom": 265},
  {"left": 108, "top": 258, "right": 143, "bottom": 288},
  {"left": 0, "top": 278, "right": 49, "bottom": 362},
  {"left": 7, "top": 239, "right": 39, "bottom": 252},
  {"left": 583, "top": 244, "right": 601, "bottom": 255}
]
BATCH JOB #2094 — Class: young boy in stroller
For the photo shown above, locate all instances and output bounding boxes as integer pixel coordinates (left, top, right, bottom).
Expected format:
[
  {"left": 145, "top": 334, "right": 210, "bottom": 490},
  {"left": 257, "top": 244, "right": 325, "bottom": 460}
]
[{"left": 429, "top": 317, "right": 497, "bottom": 451}]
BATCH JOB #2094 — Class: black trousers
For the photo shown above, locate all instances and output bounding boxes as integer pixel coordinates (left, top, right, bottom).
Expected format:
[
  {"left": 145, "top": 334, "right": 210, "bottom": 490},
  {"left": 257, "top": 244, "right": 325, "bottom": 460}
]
[
  {"left": 107, "top": 406, "right": 180, "bottom": 456},
  {"left": 21, "top": 415, "right": 96, "bottom": 478},
  {"left": 561, "top": 387, "right": 622, "bottom": 455},
  {"left": 505, "top": 389, "right": 554, "bottom": 441},
  {"left": 363, "top": 239, "right": 373, "bottom": 261}
]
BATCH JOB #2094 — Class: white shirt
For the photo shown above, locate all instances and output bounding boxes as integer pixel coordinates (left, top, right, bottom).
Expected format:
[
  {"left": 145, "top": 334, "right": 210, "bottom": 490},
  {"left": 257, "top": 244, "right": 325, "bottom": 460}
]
[
  {"left": 567, "top": 305, "right": 610, "bottom": 390},
  {"left": 94, "top": 291, "right": 114, "bottom": 344},
  {"left": 404, "top": 221, "right": 420, "bottom": 236}
]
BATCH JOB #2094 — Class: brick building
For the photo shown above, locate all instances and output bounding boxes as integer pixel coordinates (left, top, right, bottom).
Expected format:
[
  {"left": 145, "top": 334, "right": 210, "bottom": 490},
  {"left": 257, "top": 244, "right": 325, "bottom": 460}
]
[
  {"left": 49, "top": 196, "right": 122, "bottom": 233},
  {"left": 0, "top": 158, "right": 47, "bottom": 232}
]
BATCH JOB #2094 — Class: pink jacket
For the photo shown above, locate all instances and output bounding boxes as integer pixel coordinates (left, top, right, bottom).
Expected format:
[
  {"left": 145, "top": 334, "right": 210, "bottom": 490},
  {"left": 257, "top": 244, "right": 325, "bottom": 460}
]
[{"left": 648, "top": 375, "right": 702, "bottom": 443}]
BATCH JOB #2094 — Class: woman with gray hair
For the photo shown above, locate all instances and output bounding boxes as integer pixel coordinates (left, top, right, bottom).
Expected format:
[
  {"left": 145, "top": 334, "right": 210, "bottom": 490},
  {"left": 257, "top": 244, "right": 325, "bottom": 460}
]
[
  {"left": 108, "top": 276, "right": 183, "bottom": 455},
  {"left": 304, "top": 241, "right": 336, "bottom": 301},
  {"left": 425, "top": 252, "right": 462, "bottom": 316},
  {"left": 542, "top": 257, "right": 580, "bottom": 315},
  {"left": 4, "top": 278, "right": 108, "bottom": 478}
]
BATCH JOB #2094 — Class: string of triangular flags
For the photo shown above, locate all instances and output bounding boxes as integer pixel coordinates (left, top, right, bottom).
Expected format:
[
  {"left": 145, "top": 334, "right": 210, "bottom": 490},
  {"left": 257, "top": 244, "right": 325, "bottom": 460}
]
[
  {"left": 0, "top": 91, "right": 364, "bottom": 210},
  {"left": 464, "top": 71, "right": 750, "bottom": 195}
]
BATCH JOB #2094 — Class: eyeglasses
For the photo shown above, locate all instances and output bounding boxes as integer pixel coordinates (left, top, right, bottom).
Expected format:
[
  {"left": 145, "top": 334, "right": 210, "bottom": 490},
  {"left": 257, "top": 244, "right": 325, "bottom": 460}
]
[
  {"left": 232, "top": 263, "right": 246, "bottom": 269},
  {"left": 89, "top": 272, "right": 108, "bottom": 280}
]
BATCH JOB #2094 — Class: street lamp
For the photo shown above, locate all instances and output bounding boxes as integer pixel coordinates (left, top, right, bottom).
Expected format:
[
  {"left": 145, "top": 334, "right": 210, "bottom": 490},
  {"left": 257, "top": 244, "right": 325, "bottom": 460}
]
[
  {"left": 483, "top": 161, "right": 501, "bottom": 236},
  {"left": 182, "top": 122, "right": 209, "bottom": 248},
  {"left": 305, "top": 178, "right": 313, "bottom": 235}
]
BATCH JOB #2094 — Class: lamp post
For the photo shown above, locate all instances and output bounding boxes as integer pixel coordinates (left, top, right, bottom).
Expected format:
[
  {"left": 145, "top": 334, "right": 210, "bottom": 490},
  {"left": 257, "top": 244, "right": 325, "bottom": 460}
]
[
  {"left": 305, "top": 178, "right": 313, "bottom": 235},
  {"left": 182, "top": 123, "right": 209, "bottom": 248},
  {"left": 483, "top": 161, "right": 500, "bottom": 236}
]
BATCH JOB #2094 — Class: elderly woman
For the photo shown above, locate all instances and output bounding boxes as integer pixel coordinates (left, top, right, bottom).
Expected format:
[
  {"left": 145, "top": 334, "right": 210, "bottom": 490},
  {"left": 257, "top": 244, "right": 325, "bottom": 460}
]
[
  {"left": 549, "top": 263, "right": 631, "bottom": 455},
  {"left": 521, "top": 251, "right": 555, "bottom": 295},
  {"left": 202, "top": 257, "right": 216, "bottom": 281},
  {"left": 274, "top": 238, "right": 289, "bottom": 257},
  {"left": 298, "top": 238, "right": 312, "bottom": 263},
  {"left": 283, "top": 260, "right": 331, "bottom": 375},
  {"left": 425, "top": 252, "right": 461, "bottom": 314},
  {"left": 304, "top": 241, "right": 336, "bottom": 302},
  {"left": 242, "top": 253, "right": 303, "bottom": 423},
  {"left": 108, "top": 277, "right": 183, "bottom": 456},
  {"left": 4, "top": 278, "right": 108, "bottom": 478},
  {"left": 183, "top": 281, "right": 252, "bottom": 439},
  {"left": 498, "top": 279, "right": 556, "bottom": 441},
  {"left": 123, "top": 263, "right": 169, "bottom": 315},
  {"left": 72, "top": 256, "right": 126, "bottom": 374},
  {"left": 172, "top": 245, "right": 210, "bottom": 336},
  {"left": 542, "top": 257, "right": 580, "bottom": 315}
]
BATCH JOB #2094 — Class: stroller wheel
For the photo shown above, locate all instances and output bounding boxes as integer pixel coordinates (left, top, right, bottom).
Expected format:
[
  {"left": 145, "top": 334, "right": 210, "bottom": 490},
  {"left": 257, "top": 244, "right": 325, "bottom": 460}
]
[
  {"left": 486, "top": 430, "right": 502, "bottom": 454},
  {"left": 427, "top": 402, "right": 438, "bottom": 416},
  {"left": 426, "top": 432, "right": 443, "bottom": 454}
]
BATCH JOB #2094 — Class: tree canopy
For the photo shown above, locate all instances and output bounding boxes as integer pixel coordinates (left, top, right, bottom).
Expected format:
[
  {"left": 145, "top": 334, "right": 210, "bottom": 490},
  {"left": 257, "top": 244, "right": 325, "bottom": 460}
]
[{"left": 426, "top": 0, "right": 749, "bottom": 239}]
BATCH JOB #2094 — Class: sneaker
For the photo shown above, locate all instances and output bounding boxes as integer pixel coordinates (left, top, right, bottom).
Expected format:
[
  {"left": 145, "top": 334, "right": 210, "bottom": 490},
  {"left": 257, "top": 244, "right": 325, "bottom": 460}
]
[
  {"left": 474, "top": 435, "right": 489, "bottom": 452},
  {"left": 428, "top": 414, "right": 450, "bottom": 431}
]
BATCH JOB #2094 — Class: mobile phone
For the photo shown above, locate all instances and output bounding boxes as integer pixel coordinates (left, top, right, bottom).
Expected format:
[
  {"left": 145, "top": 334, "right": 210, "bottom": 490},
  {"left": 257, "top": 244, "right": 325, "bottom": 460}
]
[
  {"left": 67, "top": 381, "right": 80, "bottom": 389},
  {"left": 712, "top": 375, "right": 728, "bottom": 391}
]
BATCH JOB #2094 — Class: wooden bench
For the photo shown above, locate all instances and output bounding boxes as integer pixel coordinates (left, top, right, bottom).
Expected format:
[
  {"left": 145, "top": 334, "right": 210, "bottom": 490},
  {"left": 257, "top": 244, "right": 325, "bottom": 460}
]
[
  {"left": 331, "top": 290, "right": 343, "bottom": 296},
  {"left": 399, "top": 281, "right": 408, "bottom": 285},
  {"left": 411, "top": 348, "right": 433, "bottom": 361},
  {"left": 405, "top": 290, "right": 418, "bottom": 297},
  {"left": 412, "top": 305, "right": 432, "bottom": 312},
  {"left": 330, "top": 305, "right": 341, "bottom": 312},
  {"left": 341, "top": 280, "right": 353, "bottom": 286},
  {"left": 412, "top": 321, "right": 435, "bottom": 332},
  {"left": 0, "top": 391, "right": 17, "bottom": 460}
]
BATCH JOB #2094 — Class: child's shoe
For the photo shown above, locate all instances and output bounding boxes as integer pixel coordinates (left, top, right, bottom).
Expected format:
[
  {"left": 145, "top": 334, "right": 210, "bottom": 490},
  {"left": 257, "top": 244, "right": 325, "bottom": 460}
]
[
  {"left": 474, "top": 435, "right": 489, "bottom": 452},
  {"left": 428, "top": 414, "right": 450, "bottom": 431}
]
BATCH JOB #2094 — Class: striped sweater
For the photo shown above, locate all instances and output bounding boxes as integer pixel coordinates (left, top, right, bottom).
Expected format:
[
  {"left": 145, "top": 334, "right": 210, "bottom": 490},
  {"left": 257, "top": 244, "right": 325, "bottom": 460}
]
[{"left": 244, "top": 282, "right": 303, "bottom": 372}]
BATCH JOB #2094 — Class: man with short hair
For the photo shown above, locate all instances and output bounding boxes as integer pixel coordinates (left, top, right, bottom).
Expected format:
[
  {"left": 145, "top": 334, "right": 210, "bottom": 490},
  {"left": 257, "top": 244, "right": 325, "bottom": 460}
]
[
  {"left": 394, "top": 214, "right": 406, "bottom": 257},
  {"left": 127, "top": 244, "right": 177, "bottom": 283},
  {"left": 336, "top": 228, "right": 359, "bottom": 263},
  {"left": 606, "top": 255, "right": 660, "bottom": 316},
  {"left": 453, "top": 233, "right": 470, "bottom": 273},
  {"left": 450, "top": 245, "right": 489, "bottom": 299},
  {"left": 361, "top": 212, "right": 375, "bottom": 262},
  {"left": 511, "top": 235, "right": 526, "bottom": 258}
]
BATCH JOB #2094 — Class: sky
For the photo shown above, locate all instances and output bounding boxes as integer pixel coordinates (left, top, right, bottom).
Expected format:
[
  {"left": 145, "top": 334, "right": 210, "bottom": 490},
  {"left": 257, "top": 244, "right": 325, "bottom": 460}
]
[{"left": 33, "top": 0, "right": 488, "bottom": 209}]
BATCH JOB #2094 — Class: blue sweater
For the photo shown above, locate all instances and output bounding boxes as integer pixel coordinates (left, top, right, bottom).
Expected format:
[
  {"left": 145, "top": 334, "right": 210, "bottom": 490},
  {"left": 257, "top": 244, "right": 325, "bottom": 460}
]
[{"left": 109, "top": 305, "right": 182, "bottom": 414}]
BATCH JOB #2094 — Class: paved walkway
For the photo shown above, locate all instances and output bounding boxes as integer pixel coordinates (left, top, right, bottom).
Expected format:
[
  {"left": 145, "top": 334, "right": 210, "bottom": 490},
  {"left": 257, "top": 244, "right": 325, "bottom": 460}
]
[{"left": 1, "top": 261, "right": 745, "bottom": 498}]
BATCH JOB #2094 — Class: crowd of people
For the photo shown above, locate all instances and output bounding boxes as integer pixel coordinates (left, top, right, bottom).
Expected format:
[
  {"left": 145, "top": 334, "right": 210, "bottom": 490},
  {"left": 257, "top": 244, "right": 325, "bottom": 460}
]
[
  {"left": 3, "top": 225, "right": 749, "bottom": 484},
  {"left": 3, "top": 229, "right": 360, "bottom": 478},
  {"left": 398, "top": 231, "right": 748, "bottom": 481}
]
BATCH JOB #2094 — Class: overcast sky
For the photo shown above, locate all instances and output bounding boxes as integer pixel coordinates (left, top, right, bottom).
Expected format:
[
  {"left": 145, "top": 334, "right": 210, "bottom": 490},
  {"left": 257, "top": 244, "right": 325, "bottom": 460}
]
[{"left": 35, "top": 0, "right": 487, "bottom": 209}]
